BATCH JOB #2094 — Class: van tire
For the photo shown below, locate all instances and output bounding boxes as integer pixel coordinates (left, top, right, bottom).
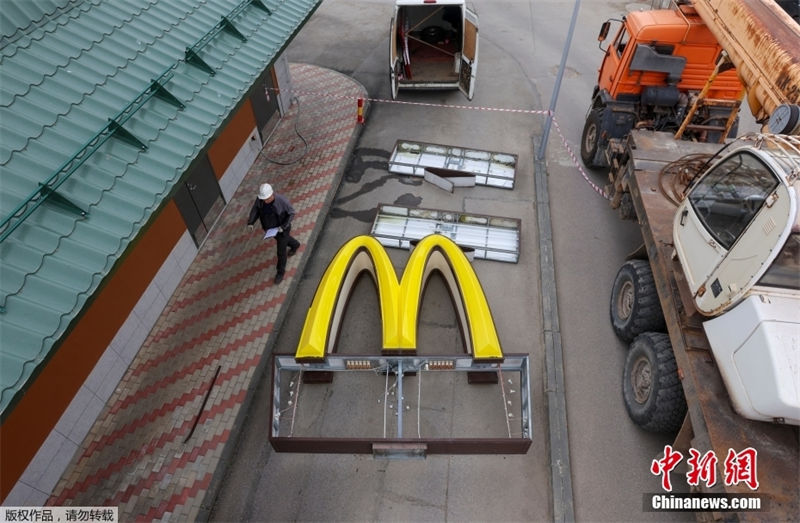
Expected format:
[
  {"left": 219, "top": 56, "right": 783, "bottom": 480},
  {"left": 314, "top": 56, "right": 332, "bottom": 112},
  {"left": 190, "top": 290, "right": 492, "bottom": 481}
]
[
  {"left": 622, "top": 332, "right": 687, "bottom": 433},
  {"left": 580, "top": 109, "right": 603, "bottom": 168},
  {"left": 610, "top": 260, "right": 665, "bottom": 342}
]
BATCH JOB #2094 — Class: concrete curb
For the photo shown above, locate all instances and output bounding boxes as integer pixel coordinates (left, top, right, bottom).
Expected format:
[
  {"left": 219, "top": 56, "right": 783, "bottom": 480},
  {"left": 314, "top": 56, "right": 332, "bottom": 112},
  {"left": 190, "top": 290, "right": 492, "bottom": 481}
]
[{"left": 534, "top": 136, "right": 576, "bottom": 523}]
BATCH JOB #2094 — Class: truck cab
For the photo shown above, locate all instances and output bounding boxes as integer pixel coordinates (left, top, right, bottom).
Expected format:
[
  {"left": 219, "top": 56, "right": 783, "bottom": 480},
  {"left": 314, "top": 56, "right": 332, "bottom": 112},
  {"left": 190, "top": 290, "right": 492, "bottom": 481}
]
[
  {"left": 390, "top": 0, "right": 478, "bottom": 99},
  {"left": 673, "top": 134, "right": 800, "bottom": 424},
  {"left": 582, "top": 5, "right": 743, "bottom": 168}
]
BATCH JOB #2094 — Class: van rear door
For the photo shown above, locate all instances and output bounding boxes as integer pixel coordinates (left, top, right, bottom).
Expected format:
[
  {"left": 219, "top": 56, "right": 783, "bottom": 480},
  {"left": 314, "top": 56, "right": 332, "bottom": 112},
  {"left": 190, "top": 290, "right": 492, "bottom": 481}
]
[
  {"left": 390, "top": 14, "right": 400, "bottom": 99},
  {"left": 458, "top": 7, "right": 479, "bottom": 100}
]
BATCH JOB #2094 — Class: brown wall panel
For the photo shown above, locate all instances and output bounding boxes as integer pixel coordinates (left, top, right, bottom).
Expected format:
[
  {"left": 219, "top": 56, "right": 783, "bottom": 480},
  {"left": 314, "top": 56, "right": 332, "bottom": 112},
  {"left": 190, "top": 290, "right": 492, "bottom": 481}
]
[
  {"left": 0, "top": 201, "right": 186, "bottom": 499},
  {"left": 208, "top": 99, "right": 257, "bottom": 179}
]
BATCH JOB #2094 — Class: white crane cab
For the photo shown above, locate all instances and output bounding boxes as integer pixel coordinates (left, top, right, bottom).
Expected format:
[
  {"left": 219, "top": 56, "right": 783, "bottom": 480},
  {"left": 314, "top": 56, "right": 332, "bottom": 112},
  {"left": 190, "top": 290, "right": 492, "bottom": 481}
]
[
  {"left": 390, "top": 0, "right": 478, "bottom": 99},
  {"left": 673, "top": 134, "right": 800, "bottom": 425}
]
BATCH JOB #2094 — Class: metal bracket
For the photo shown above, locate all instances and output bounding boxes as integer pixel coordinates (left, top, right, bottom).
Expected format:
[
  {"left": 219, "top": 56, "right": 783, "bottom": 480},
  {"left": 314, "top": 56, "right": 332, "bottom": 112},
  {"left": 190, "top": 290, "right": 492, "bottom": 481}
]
[
  {"left": 221, "top": 16, "right": 247, "bottom": 42},
  {"left": 38, "top": 183, "right": 88, "bottom": 217},
  {"left": 148, "top": 79, "right": 185, "bottom": 109},
  {"left": 185, "top": 48, "right": 216, "bottom": 76},
  {"left": 108, "top": 120, "right": 147, "bottom": 150},
  {"left": 251, "top": 0, "right": 272, "bottom": 15}
]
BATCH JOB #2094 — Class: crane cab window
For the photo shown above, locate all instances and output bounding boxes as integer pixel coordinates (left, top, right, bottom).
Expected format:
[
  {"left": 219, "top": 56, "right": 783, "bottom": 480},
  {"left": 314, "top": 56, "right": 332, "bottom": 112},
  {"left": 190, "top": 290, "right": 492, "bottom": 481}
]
[
  {"left": 688, "top": 151, "right": 779, "bottom": 249},
  {"left": 758, "top": 233, "right": 800, "bottom": 290},
  {"left": 615, "top": 27, "right": 629, "bottom": 57}
]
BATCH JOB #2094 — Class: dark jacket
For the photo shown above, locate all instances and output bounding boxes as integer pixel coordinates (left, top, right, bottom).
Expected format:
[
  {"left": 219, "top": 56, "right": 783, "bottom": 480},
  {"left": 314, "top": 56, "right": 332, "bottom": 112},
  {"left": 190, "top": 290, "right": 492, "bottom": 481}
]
[{"left": 247, "top": 193, "right": 295, "bottom": 231}]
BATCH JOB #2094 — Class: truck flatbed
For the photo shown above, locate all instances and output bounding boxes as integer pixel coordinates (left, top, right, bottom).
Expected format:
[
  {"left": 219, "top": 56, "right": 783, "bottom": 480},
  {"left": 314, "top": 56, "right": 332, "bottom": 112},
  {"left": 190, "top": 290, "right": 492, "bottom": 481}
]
[{"left": 623, "top": 130, "right": 799, "bottom": 518}]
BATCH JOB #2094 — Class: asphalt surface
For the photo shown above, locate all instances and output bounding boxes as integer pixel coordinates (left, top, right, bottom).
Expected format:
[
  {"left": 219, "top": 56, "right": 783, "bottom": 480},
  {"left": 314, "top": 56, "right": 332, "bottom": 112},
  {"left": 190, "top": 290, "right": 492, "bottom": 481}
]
[{"left": 210, "top": 1, "right": 702, "bottom": 521}]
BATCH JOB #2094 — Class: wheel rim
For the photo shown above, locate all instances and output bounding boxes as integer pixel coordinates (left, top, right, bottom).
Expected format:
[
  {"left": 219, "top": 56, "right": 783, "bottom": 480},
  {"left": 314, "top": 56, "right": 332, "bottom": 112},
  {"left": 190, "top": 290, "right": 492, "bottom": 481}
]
[
  {"left": 631, "top": 355, "right": 652, "bottom": 404},
  {"left": 584, "top": 122, "right": 597, "bottom": 153},
  {"left": 617, "top": 280, "right": 634, "bottom": 321}
]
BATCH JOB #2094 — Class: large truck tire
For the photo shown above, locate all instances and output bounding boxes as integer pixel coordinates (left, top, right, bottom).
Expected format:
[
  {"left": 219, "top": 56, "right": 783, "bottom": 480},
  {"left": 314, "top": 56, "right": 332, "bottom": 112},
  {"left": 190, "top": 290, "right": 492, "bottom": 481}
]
[
  {"left": 622, "top": 332, "right": 687, "bottom": 433},
  {"left": 580, "top": 109, "right": 603, "bottom": 168},
  {"left": 610, "top": 259, "right": 665, "bottom": 342}
]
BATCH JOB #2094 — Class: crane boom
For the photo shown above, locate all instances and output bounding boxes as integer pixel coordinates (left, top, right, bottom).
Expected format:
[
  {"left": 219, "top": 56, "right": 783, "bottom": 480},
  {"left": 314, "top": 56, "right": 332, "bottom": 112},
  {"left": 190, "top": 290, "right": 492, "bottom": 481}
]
[{"left": 689, "top": 0, "right": 800, "bottom": 122}]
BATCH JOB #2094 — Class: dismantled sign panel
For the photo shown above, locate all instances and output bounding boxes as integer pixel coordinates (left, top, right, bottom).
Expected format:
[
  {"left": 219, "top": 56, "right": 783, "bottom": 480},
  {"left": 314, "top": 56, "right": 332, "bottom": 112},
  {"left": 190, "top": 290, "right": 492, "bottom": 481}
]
[
  {"left": 388, "top": 139, "right": 517, "bottom": 189},
  {"left": 370, "top": 204, "right": 520, "bottom": 263}
]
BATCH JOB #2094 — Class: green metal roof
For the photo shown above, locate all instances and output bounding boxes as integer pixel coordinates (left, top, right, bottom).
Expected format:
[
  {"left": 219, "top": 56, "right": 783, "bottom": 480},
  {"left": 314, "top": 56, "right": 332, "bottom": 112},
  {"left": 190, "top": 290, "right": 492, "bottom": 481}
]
[{"left": 0, "top": 0, "right": 321, "bottom": 417}]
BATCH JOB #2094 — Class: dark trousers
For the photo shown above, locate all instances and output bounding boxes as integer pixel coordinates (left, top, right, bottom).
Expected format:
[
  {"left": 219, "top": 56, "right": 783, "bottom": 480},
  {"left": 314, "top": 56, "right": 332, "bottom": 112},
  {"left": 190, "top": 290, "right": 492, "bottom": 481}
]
[{"left": 275, "top": 229, "right": 300, "bottom": 275}]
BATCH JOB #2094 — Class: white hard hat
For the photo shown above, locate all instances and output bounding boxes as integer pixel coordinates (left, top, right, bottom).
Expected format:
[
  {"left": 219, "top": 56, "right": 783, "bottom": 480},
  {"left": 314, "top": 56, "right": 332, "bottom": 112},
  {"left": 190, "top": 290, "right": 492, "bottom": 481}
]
[{"left": 258, "top": 183, "right": 273, "bottom": 200}]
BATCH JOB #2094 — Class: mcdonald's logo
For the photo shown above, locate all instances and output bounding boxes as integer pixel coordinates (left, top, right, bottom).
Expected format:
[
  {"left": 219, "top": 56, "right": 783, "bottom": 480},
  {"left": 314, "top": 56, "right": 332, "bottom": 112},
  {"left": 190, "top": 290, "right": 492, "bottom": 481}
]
[{"left": 295, "top": 234, "right": 503, "bottom": 362}]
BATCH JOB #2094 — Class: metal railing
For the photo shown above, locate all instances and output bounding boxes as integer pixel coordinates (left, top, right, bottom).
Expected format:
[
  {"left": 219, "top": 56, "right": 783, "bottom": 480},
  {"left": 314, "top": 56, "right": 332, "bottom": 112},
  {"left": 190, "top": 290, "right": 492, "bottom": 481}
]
[{"left": 0, "top": 0, "right": 273, "bottom": 244}]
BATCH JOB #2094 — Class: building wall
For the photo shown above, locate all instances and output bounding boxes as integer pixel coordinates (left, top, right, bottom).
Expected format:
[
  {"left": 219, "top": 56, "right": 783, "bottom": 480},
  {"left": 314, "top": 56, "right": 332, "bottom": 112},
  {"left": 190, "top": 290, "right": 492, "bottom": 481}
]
[
  {"left": 2, "top": 65, "right": 282, "bottom": 504},
  {"left": 209, "top": 99, "right": 258, "bottom": 180},
  {"left": 0, "top": 202, "right": 187, "bottom": 502},
  {"left": 0, "top": 65, "right": 290, "bottom": 506}
]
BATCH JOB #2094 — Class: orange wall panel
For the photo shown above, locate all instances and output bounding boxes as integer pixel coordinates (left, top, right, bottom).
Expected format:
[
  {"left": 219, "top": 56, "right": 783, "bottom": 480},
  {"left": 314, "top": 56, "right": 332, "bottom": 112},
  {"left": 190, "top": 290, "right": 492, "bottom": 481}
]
[
  {"left": 208, "top": 99, "right": 257, "bottom": 179},
  {"left": 0, "top": 201, "right": 186, "bottom": 499}
]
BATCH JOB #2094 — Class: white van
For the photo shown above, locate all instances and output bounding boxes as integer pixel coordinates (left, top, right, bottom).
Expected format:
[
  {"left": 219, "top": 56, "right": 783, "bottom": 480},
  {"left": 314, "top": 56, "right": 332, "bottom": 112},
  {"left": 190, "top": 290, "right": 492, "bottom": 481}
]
[{"left": 390, "top": 0, "right": 479, "bottom": 99}]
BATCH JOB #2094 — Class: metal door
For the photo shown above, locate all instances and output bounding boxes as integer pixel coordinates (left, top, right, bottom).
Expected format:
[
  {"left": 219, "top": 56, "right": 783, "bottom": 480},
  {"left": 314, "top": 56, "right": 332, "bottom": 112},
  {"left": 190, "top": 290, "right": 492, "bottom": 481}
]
[
  {"left": 273, "top": 54, "right": 293, "bottom": 116},
  {"left": 174, "top": 156, "right": 225, "bottom": 246},
  {"left": 458, "top": 8, "right": 479, "bottom": 100}
]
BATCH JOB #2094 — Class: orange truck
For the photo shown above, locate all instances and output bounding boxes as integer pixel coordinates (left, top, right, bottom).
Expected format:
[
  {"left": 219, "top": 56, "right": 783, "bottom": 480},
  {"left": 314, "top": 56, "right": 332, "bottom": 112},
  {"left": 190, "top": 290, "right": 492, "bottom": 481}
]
[{"left": 580, "top": 3, "right": 744, "bottom": 169}]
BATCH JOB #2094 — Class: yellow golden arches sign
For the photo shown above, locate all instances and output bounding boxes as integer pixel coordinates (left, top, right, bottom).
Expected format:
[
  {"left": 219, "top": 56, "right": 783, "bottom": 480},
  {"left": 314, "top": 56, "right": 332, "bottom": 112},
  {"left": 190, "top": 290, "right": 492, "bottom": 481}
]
[{"left": 295, "top": 234, "right": 503, "bottom": 361}]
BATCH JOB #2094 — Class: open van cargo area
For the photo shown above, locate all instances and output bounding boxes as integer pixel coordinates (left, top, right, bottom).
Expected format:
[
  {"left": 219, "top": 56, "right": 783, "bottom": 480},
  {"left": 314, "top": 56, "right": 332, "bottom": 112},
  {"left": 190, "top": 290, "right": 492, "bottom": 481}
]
[
  {"left": 391, "top": 1, "right": 478, "bottom": 99},
  {"left": 397, "top": 5, "right": 462, "bottom": 83}
]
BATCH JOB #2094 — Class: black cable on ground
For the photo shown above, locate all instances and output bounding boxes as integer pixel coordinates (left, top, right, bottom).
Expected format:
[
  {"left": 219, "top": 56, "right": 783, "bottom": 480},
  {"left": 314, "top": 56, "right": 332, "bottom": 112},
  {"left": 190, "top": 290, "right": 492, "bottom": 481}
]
[{"left": 261, "top": 95, "right": 309, "bottom": 165}]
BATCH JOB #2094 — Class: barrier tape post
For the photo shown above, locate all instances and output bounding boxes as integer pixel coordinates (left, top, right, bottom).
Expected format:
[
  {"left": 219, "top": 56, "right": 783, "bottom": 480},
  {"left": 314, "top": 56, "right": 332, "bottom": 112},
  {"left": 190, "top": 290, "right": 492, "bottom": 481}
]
[{"left": 357, "top": 97, "right": 364, "bottom": 124}]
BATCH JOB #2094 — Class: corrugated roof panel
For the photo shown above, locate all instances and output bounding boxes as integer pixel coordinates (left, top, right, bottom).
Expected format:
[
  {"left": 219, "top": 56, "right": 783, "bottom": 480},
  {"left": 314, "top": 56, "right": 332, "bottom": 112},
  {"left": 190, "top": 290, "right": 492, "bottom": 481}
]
[
  {"left": 45, "top": 25, "right": 98, "bottom": 56},
  {"left": 68, "top": 223, "right": 121, "bottom": 254},
  {"left": 80, "top": 3, "right": 126, "bottom": 30},
  {"left": 0, "top": 74, "right": 29, "bottom": 107},
  {"left": 122, "top": 167, "right": 170, "bottom": 197},
  {"left": 0, "top": 61, "right": 52, "bottom": 91},
  {"left": 0, "top": 0, "right": 323, "bottom": 415},
  {"left": 0, "top": 157, "right": 63, "bottom": 195},
  {"left": 18, "top": 275, "right": 84, "bottom": 314},
  {"left": 37, "top": 244, "right": 105, "bottom": 284},
  {"left": 0, "top": 352, "right": 28, "bottom": 384},
  {"left": 0, "top": 96, "right": 63, "bottom": 137},
  {"left": 0, "top": 241, "right": 46, "bottom": 272},
  {"left": 72, "top": 167, "right": 157, "bottom": 210},
  {"left": 25, "top": 136, "right": 83, "bottom": 169},
  {"left": 0, "top": 118, "right": 37, "bottom": 161},
  {"left": 4, "top": 295, "right": 65, "bottom": 341},
  {"left": 0, "top": 265, "right": 26, "bottom": 303},
  {"left": 0, "top": 0, "right": 74, "bottom": 41},
  {"left": 83, "top": 194, "right": 147, "bottom": 228},
  {"left": 6, "top": 226, "right": 61, "bottom": 254},
  {"left": 14, "top": 88, "right": 74, "bottom": 121}
]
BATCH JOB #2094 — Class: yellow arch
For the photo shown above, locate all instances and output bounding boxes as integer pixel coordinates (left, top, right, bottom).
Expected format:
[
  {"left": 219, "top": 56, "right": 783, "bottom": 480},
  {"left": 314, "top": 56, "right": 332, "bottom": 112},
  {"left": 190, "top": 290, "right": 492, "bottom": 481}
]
[{"left": 295, "top": 234, "right": 503, "bottom": 361}]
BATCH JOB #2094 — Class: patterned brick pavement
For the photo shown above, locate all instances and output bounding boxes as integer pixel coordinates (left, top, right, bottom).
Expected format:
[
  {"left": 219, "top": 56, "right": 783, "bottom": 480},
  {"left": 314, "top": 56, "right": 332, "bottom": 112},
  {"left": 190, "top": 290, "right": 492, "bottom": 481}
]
[{"left": 47, "top": 64, "right": 366, "bottom": 521}]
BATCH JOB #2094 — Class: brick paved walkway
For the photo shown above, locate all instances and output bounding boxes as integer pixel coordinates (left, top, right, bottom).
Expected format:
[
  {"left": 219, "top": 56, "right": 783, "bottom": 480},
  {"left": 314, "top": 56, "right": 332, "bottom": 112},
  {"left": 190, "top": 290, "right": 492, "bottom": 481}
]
[{"left": 47, "top": 64, "right": 366, "bottom": 521}]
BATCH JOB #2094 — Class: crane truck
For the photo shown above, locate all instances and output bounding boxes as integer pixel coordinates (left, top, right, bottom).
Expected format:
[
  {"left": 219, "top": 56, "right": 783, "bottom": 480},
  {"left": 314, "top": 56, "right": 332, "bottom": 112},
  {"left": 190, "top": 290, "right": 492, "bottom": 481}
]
[{"left": 581, "top": 0, "right": 800, "bottom": 518}]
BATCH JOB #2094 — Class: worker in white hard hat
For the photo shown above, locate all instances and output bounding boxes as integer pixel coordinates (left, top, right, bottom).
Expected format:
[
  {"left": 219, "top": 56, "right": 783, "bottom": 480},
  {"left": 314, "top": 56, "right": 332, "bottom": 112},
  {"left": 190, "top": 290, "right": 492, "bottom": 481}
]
[{"left": 246, "top": 183, "right": 301, "bottom": 284}]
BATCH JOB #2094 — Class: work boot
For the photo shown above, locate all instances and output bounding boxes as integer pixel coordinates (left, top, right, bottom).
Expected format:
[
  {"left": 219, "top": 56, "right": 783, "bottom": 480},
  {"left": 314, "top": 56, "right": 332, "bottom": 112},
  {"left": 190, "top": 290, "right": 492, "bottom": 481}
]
[{"left": 274, "top": 273, "right": 284, "bottom": 284}]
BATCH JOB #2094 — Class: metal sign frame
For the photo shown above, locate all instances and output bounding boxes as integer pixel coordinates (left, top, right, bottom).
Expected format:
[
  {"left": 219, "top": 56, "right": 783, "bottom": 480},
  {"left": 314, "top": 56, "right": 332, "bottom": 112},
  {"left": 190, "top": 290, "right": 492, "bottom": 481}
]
[{"left": 269, "top": 354, "right": 533, "bottom": 457}]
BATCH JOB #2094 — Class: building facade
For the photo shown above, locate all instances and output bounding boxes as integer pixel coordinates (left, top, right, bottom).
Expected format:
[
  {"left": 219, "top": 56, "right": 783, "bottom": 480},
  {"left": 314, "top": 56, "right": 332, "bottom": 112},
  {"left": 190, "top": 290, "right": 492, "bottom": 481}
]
[{"left": 0, "top": 0, "right": 320, "bottom": 502}]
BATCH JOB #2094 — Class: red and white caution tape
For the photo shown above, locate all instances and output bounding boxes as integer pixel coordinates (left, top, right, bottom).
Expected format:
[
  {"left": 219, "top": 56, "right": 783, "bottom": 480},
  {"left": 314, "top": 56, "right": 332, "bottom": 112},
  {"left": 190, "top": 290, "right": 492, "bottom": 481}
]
[
  {"left": 273, "top": 87, "right": 611, "bottom": 199},
  {"left": 551, "top": 117, "right": 611, "bottom": 200}
]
